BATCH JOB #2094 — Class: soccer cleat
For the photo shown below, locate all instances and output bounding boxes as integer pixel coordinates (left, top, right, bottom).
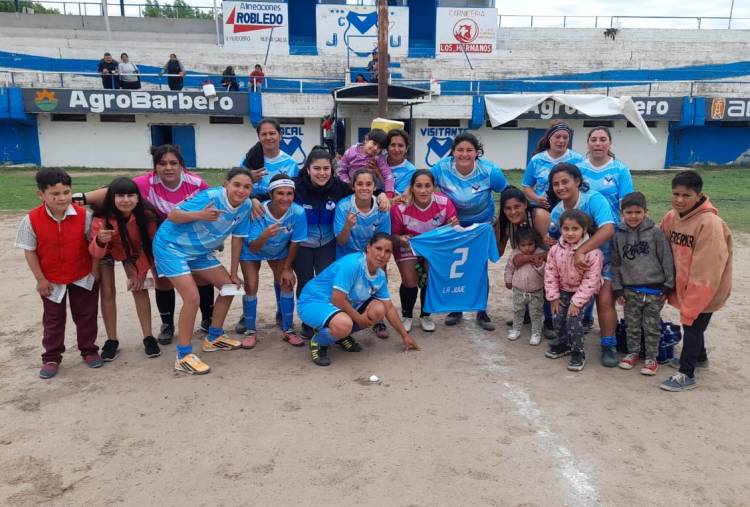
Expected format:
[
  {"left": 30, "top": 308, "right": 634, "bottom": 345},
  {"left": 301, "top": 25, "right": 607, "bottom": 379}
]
[
  {"left": 174, "top": 353, "right": 210, "bottom": 375},
  {"left": 310, "top": 337, "right": 331, "bottom": 366},
  {"left": 640, "top": 358, "right": 659, "bottom": 376},
  {"left": 39, "top": 362, "right": 59, "bottom": 379},
  {"left": 401, "top": 316, "right": 413, "bottom": 333},
  {"left": 567, "top": 351, "right": 586, "bottom": 372},
  {"left": 158, "top": 323, "right": 174, "bottom": 345},
  {"left": 507, "top": 329, "right": 521, "bottom": 341},
  {"left": 283, "top": 330, "right": 305, "bottom": 347},
  {"left": 373, "top": 322, "right": 389, "bottom": 339},
  {"left": 545, "top": 343, "right": 571, "bottom": 359},
  {"left": 143, "top": 336, "right": 161, "bottom": 358},
  {"left": 529, "top": 333, "right": 542, "bottom": 346},
  {"left": 101, "top": 339, "right": 120, "bottom": 362},
  {"left": 660, "top": 373, "right": 697, "bottom": 392},
  {"left": 618, "top": 353, "right": 639, "bottom": 370},
  {"left": 445, "top": 312, "right": 462, "bottom": 326},
  {"left": 476, "top": 311, "right": 495, "bottom": 331},
  {"left": 202, "top": 334, "right": 242, "bottom": 352},
  {"left": 600, "top": 346, "right": 619, "bottom": 368},
  {"left": 337, "top": 336, "right": 362, "bottom": 352},
  {"left": 84, "top": 354, "right": 104, "bottom": 368},
  {"left": 241, "top": 331, "right": 257, "bottom": 349},
  {"left": 419, "top": 315, "right": 436, "bottom": 332},
  {"left": 234, "top": 316, "right": 247, "bottom": 335}
]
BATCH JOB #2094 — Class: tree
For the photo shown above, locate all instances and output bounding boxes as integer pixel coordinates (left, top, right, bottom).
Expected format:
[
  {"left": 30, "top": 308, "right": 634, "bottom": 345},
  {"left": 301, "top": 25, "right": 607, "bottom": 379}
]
[
  {"left": 0, "top": 0, "right": 60, "bottom": 14},
  {"left": 142, "top": 0, "right": 213, "bottom": 19}
]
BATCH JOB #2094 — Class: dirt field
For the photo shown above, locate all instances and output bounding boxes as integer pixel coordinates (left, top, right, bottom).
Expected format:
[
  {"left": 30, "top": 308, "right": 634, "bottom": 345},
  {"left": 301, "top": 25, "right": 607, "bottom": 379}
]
[{"left": 0, "top": 213, "right": 748, "bottom": 507}]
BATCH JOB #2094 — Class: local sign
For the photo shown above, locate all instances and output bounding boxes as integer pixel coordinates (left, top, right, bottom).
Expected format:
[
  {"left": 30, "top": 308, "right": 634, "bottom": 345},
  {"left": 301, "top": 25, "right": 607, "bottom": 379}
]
[{"left": 706, "top": 97, "right": 750, "bottom": 121}]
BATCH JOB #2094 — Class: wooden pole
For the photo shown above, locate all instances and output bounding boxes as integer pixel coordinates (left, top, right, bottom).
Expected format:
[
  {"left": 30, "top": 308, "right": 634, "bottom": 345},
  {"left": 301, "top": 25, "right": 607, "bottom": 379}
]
[{"left": 377, "top": 0, "right": 388, "bottom": 118}]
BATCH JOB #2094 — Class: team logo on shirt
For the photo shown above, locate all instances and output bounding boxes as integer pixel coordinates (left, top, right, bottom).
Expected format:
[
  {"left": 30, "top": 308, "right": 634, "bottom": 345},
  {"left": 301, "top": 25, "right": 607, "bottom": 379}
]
[
  {"left": 603, "top": 176, "right": 615, "bottom": 186},
  {"left": 326, "top": 200, "right": 336, "bottom": 211},
  {"left": 471, "top": 184, "right": 481, "bottom": 193},
  {"left": 432, "top": 213, "right": 443, "bottom": 224}
]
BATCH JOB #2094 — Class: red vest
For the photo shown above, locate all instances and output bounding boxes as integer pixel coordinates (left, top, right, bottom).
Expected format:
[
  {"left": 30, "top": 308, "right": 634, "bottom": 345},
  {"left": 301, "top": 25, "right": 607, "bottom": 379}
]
[{"left": 28, "top": 203, "right": 92, "bottom": 284}]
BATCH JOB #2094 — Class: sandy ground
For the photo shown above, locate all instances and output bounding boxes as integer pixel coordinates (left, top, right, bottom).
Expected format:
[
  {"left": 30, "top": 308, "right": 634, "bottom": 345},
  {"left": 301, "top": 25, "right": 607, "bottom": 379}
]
[{"left": 0, "top": 213, "right": 749, "bottom": 507}]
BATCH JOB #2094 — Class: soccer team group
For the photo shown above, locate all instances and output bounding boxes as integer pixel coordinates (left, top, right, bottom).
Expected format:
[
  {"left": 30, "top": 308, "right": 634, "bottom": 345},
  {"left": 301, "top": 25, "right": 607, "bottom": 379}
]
[{"left": 15, "top": 119, "right": 733, "bottom": 392}]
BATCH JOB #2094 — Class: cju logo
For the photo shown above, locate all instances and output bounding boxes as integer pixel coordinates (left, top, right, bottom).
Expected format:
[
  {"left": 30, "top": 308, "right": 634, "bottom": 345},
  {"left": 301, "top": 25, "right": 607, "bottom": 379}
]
[
  {"left": 453, "top": 18, "right": 479, "bottom": 44},
  {"left": 710, "top": 98, "right": 726, "bottom": 120},
  {"left": 424, "top": 137, "right": 453, "bottom": 167},
  {"left": 34, "top": 89, "right": 58, "bottom": 112},
  {"left": 226, "top": 6, "right": 284, "bottom": 34}
]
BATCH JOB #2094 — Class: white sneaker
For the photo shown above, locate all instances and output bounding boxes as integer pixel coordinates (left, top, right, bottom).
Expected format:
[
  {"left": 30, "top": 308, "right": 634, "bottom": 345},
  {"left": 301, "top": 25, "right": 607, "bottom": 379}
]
[
  {"left": 508, "top": 329, "right": 521, "bottom": 341},
  {"left": 530, "top": 333, "right": 542, "bottom": 346},
  {"left": 401, "top": 316, "right": 413, "bottom": 333},
  {"left": 419, "top": 315, "right": 436, "bottom": 332}
]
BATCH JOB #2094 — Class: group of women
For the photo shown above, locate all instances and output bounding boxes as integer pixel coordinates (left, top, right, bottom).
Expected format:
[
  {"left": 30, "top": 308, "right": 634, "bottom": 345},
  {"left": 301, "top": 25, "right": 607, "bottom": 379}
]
[{"left": 83, "top": 118, "right": 634, "bottom": 373}]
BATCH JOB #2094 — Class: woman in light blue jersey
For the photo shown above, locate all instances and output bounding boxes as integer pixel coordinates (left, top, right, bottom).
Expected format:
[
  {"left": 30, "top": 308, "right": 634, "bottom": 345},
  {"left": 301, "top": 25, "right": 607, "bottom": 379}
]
[
  {"left": 241, "top": 117, "right": 299, "bottom": 197},
  {"left": 386, "top": 129, "right": 417, "bottom": 195},
  {"left": 523, "top": 122, "right": 585, "bottom": 209},
  {"left": 430, "top": 132, "right": 508, "bottom": 331}
]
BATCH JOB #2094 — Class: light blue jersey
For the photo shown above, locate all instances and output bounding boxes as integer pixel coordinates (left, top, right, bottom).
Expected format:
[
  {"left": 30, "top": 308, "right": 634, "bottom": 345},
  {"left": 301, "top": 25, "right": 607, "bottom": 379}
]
[
  {"left": 334, "top": 195, "right": 391, "bottom": 258},
  {"left": 409, "top": 223, "right": 500, "bottom": 313},
  {"left": 240, "top": 201, "right": 307, "bottom": 261},
  {"left": 154, "top": 187, "right": 252, "bottom": 257},
  {"left": 522, "top": 149, "right": 585, "bottom": 198},
  {"left": 430, "top": 157, "right": 507, "bottom": 226},
  {"left": 579, "top": 158, "right": 633, "bottom": 224},
  {"left": 251, "top": 152, "right": 299, "bottom": 197},
  {"left": 391, "top": 159, "right": 418, "bottom": 194},
  {"left": 549, "top": 188, "right": 615, "bottom": 259}
]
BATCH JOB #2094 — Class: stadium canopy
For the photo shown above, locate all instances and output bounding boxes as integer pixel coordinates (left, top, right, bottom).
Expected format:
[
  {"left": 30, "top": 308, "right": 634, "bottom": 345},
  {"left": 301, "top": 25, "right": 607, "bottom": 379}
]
[
  {"left": 484, "top": 93, "right": 658, "bottom": 144},
  {"left": 333, "top": 84, "right": 432, "bottom": 105}
]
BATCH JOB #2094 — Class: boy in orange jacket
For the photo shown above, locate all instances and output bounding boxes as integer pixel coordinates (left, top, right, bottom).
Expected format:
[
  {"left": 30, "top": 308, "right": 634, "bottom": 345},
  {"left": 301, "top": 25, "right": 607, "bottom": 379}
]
[{"left": 659, "top": 171, "right": 732, "bottom": 392}]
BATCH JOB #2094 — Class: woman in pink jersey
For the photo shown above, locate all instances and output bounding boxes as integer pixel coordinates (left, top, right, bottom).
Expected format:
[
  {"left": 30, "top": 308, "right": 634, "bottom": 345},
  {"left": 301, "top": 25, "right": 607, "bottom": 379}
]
[
  {"left": 77, "top": 145, "right": 213, "bottom": 345},
  {"left": 391, "top": 169, "right": 458, "bottom": 332}
]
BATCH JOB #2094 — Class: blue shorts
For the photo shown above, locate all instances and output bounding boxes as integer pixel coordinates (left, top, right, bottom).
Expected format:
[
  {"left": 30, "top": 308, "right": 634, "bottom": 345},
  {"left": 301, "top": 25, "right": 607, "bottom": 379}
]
[
  {"left": 154, "top": 240, "right": 222, "bottom": 278},
  {"left": 239, "top": 243, "right": 289, "bottom": 262},
  {"left": 601, "top": 261, "right": 613, "bottom": 282},
  {"left": 298, "top": 297, "right": 379, "bottom": 330}
]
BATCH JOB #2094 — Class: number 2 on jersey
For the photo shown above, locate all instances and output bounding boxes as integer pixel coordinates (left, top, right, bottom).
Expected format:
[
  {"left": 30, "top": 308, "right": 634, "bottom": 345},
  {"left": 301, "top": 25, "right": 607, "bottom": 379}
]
[{"left": 449, "top": 247, "right": 469, "bottom": 279}]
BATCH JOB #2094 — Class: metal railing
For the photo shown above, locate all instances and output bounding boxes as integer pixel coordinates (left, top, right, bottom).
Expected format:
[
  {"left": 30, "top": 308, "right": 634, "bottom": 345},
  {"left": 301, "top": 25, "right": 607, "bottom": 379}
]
[
  {"left": 30, "top": 1, "right": 216, "bottom": 18},
  {"left": 497, "top": 14, "right": 750, "bottom": 30}
]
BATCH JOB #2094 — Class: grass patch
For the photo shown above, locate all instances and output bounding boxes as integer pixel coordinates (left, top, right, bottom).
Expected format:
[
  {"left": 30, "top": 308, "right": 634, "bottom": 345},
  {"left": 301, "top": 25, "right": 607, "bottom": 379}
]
[{"left": 2, "top": 167, "right": 749, "bottom": 232}]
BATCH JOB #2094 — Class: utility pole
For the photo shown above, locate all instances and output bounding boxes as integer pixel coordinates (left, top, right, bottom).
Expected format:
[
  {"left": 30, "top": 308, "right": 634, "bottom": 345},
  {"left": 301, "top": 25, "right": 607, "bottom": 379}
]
[{"left": 377, "top": 0, "right": 388, "bottom": 118}]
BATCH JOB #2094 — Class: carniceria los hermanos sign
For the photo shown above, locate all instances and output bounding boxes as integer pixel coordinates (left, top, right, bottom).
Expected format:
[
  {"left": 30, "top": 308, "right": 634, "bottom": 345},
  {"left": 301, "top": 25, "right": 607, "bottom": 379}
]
[{"left": 22, "top": 88, "right": 250, "bottom": 116}]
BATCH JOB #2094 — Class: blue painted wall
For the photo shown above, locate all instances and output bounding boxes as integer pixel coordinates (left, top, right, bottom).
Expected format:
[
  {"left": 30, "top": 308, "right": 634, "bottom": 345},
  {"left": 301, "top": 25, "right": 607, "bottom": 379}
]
[
  {"left": 0, "top": 117, "right": 41, "bottom": 165},
  {"left": 671, "top": 122, "right": 750, "bottom": 165}
]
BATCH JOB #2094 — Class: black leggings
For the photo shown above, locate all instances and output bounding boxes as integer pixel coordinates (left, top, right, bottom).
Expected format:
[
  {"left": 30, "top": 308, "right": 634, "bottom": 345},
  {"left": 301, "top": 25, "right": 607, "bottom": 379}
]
[{"left": 293, "top": 241, "right": 337, "bottom": 297}]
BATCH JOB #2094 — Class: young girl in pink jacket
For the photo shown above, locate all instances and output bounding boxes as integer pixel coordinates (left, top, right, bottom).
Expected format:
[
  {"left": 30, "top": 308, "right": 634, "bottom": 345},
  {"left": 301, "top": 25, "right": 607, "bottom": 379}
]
[{"left": 544, "top": 209, "right": 603, "bottom": 371}]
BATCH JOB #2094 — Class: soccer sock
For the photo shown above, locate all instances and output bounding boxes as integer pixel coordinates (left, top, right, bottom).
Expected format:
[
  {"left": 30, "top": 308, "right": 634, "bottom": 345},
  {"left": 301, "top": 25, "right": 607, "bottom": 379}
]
[
  {"left": 399, "top": 284, "right": 418, "bottom": 318},
  {"left": 155, "top": 289, "right": 175, "bottom": 326},
  {"left": 273, "top": 282, "right": 281, "bottom": 317},
  {"left": 198, "top": 284, "right": 214, "bottom": 322},
  {"left": 419, "top": 284, "right": 430, "bottom": 317},
  {"left": 601, "top": 335, "right": 617, "bottom": 348},
  {"left": 315, "top": 327, "right": 335, "bottom": 346},
  {"left": 176, "top": 344, "right": 192, "bottom": 359},
  {"left": 242, "top": 295, "right": 258, "bottom": 332},
  {"left": 208, "top": 326, "right": 223, "bottom": 343},
  {"left": 280, "top": 291, "right": 295, "bottom": 332}
]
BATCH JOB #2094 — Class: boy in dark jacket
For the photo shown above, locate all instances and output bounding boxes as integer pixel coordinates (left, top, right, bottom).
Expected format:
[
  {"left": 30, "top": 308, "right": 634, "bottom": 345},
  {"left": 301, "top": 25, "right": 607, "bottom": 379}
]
[{"left": 611, "top": 192, "right": 675, "bottom": 376}]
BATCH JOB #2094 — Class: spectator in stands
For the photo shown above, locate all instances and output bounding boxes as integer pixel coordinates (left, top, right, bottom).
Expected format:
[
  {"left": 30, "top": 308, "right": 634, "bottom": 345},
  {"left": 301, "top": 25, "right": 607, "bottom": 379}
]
[
  {"left": 161, "top": 53, "right": 185, "bottom": 91},
  {"left": 97, "top": 52, "right": 119, "bottom": 89},
  {"left": 118, "top": 53, "right": 141, "bottom": 90},
  {"left": 221, "top": 66, "right": 239, "bottom": 92},
  {"left": 355, "top": 74, "right": 367, "bottom": 83},
  {"left": 250, "top": 64, "right": 265, "bottom": 90},
  {"left": 367, "top": 50, "right": 378, "bottom": 83}
]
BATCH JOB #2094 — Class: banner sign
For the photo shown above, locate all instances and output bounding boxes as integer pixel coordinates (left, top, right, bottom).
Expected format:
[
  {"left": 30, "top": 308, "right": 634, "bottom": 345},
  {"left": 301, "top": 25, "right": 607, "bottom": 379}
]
[
  {"left": 222, "top": 1, "right": 289, "bottom": 54},
  {"left": 435, "top": 7, "right": 497, "bottom": 59},
  {"left": 316, "top": 5, "right": 409, "bottom": 57},
  {"left": 23, "top": 88, "right": 248, "bottom": 116},
  {"left": 516, "top": 97, "right": 682, "bottom": 121},
  {"left": 706, "top": 97, "right": 750, "bottom": 121}
]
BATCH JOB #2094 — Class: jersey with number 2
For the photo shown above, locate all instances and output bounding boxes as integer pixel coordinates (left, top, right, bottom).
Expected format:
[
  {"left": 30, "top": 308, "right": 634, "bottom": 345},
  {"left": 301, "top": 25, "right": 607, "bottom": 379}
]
[{"left": 409, "top": 223, "right": 500, "bottom": 313}]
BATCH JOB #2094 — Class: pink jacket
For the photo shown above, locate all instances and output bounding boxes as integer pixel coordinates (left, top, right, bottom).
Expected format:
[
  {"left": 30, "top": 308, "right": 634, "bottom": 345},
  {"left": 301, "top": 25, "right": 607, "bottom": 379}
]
[
  {"left": 544, "top": 236, "right": 603, "bottom": 308},
  {"left": 504, "top": 247, "right": 546, "bottom": 293}
]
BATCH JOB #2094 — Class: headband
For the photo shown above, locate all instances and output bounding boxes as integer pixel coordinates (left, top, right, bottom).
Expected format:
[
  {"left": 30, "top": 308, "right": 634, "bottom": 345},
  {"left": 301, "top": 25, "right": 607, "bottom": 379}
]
[
  {"left": 269, "top": 178, "right": 295, "bottom": 192},
  {"left": 547, "top": 123, "right": 572, "bottom": 138}
]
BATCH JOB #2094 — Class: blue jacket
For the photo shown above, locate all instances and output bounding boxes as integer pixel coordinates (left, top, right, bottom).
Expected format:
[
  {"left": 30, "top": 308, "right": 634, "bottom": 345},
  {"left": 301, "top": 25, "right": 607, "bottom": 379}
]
[{"left": 293, "top": 171, "right": 353, "bottom": 248}]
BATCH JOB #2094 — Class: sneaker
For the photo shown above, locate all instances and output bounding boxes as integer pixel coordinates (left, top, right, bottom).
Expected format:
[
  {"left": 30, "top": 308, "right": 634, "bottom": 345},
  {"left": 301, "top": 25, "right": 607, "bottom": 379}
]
[
  {"left": 202, "top": 334, "right": 242, "bottom": 352},
  {"left": 600, "top": 346, "right": 619, "bottom": 368},
  {"left": 401, "top": 316, "right": 413, "bottom": 333},
  {"left": 199, "top": 318, "right": 211, "bottom": 333},
  {"left": 310, "top": 337, "right": 331, "bottom": 366},
  {"left": 660, "top": 372, "right": 697, "bottom": 392},
  {"left": 174, "top": 353, "right": 210, "bottom": 375},
  {"left": 545, "top": 343, "right": 571, "bottom": 359},
  {"left": 507, "top": 329, "right": 521, "bottom": 341},
  {"left": 337, "top": 336, "right": 362, "bottom": 352},
  {"left": 568, "top": 351, "right": 586, "bottom": 371},
  {"left": 84, "top": 354, "right": 104, "bottom": 368},
  {"left": 582, "top": 319, "right": 594, "bottom": 334},
  {"left": 445, "top": 312, "right": 462, "bottom": 326},
  {"left": 39, "top": 362, "right": 59, "bottom": 379},
  {"left": 300, "top": 323, "right": 314, "bottom": 340},
  {"left": 283, "top": 330, "right": 305, "bottom": 347},
  {"left": 640, "top": 358, "right": 658, "bottom": 376},
  {"left": 101, "top": 339, "right": 119, "bottom": 362},
  {"left": 668, "top": 357, "right": 709, "bottom": 369},
  {"left": 529, "top": 333, "right": 542, "bottom": 346},
  {"left": 241, "top": 331, "right": 257, "bottom": 349},
  {"left": 476, "top": 311, "right": 495, "bottom": 331},
  {"left": 158, "top": 323, "right": 174, "bottom": 345},
  {"left": 234, "top": 316, "right": 247, "bottom": 335},
  {"left": 419, "top": 315, "right": 436, "bottom": 332},
  {"left": 618, "top": 353, "right": 639, "bottom": 370},
  {"left": 373, "top": 322, "right": 389, "bottom": 339},
  {"left": 143, "top": 336, "right": 161, "bottom": 358}
]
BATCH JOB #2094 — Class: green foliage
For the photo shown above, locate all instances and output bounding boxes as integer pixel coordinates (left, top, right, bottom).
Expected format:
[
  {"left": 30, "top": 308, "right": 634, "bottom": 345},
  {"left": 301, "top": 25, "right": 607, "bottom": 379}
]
[
  {"left": 0, "top": 0, "right": 60, "bottom": 14},
  {"left": 142, "top": 0, "right": 213, "bottom": 19}
]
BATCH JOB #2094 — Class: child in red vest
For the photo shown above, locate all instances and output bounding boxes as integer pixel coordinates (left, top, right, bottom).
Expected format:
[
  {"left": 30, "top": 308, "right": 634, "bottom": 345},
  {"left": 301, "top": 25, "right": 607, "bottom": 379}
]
[{"left": 15, "top": 168, "right": 101, "bottom": 379}]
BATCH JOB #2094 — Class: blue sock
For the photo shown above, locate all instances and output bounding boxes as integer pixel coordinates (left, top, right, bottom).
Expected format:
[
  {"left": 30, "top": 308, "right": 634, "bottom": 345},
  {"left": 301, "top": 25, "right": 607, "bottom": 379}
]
[
  {"left": 280, "top": 291, "right": 295, "bottom": 332},
  {"left": 601, "top": 335, "right": 617, "bottom": 347},
  {"left": 176, "top": 344, "right": 192, "bottom": 359},
  {"left": 208, "top": 326, "right": 223, "bottom": 342},
  {"left": 273, "top": 282, "right": 281, "bottom": 316},
  {"left": 242, "top": 295, "right": 257, "bottom": 332},
  {"left": 315, "top": 327, "right": 335, "bottom": 346}
]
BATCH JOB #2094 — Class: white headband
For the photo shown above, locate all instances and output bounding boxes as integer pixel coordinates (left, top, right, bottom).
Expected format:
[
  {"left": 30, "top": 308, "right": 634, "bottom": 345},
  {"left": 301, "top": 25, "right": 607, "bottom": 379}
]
[{"left": 268, "top": 178, "right": 295, "bottom": 192}]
